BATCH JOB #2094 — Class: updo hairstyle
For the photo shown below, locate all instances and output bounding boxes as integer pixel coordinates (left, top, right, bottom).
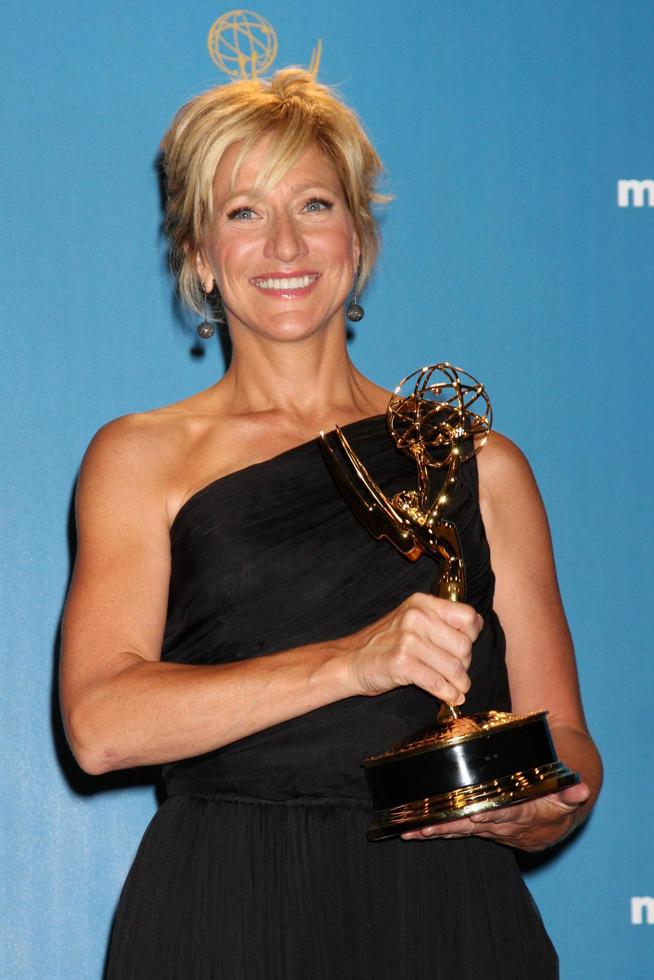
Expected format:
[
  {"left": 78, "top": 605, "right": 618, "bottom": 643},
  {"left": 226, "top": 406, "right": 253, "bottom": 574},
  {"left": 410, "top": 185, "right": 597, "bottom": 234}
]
[{"left": 160, "top": 69, "right": 386, "bottom": 318}]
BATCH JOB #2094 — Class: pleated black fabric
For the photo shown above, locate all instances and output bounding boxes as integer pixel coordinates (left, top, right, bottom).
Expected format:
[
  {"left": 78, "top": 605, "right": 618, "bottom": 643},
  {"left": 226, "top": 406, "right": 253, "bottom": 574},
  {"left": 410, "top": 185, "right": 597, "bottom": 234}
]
[{"left": 107, "top": 416, "right": 557, "bottom": 979}]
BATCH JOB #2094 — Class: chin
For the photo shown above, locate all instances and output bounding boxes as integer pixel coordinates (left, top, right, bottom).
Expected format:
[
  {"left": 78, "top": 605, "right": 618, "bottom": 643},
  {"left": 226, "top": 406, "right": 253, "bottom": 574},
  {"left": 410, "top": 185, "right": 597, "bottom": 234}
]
[{"left": 231, "top": 307, "right": 344, "bottom": 342}]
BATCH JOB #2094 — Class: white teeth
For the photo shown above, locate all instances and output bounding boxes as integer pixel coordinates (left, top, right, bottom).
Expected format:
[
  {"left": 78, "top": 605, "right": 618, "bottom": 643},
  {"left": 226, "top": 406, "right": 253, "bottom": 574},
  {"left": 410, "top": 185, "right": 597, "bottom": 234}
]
[{"left": 254, "top": 275, "right": 317, "bottom": 290}]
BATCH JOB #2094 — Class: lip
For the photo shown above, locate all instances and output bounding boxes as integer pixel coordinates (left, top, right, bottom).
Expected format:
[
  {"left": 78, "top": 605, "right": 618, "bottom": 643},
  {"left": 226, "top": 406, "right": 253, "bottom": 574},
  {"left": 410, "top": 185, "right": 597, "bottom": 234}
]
[{"left": 249, "top": 270, "right": 321, "bottom": 298}]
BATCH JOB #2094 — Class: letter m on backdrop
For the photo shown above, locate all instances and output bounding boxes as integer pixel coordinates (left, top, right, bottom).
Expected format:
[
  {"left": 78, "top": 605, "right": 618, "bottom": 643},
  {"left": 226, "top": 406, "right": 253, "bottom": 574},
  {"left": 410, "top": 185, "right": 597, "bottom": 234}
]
[
  {"left": 617, "top": 180, "right": 654, "bottom": 207},
  {"left": 631, "top": 897, "right": 654, "bottom": 924}
]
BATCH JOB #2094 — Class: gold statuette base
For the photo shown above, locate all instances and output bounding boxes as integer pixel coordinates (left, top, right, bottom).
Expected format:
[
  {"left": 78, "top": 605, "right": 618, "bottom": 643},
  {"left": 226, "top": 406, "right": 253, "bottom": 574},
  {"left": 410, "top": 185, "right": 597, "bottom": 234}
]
[{"left": 366, "top": 761, "right": 579, "bottom": 841}]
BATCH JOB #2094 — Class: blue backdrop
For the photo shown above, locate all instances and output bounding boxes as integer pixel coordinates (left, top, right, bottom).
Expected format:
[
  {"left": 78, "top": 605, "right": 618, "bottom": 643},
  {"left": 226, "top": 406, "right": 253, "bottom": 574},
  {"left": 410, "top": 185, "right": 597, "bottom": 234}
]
[{"left": 2, "top": 2, "right": 653, "bottom": 977}]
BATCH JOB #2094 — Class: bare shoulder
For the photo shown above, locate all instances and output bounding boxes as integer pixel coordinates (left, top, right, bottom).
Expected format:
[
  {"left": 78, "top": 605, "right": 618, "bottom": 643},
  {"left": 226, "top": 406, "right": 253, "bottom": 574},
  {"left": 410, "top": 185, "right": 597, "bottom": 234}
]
[
  {"left": 64, "top": 409, "right": 190, "bottom": 693},
  {"left": 83, "top": 411, "right": 163, "bottom": 463},
  {"left": 83, "top": 386, "right": 216, "bottom": 467},
  {"left": 476, "top": 430, "right": 534, "bottom": 483},
  {"left": 77, "top": 406, "right": 194, "bottom": 522},
  {"left": 80, "top": 411, "right": 173, "bottom": 492},
  {"left": 475, "top": 431, "right": 546, "bottom": 537},
  {"left": 78, "top": 387, "right": 233, "bottom": 528}
]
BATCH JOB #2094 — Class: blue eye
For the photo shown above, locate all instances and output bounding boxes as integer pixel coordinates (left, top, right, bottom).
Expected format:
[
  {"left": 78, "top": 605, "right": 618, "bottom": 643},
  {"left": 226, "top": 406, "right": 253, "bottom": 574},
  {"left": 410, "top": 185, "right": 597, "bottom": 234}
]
[
  {"left": 304, "top": 197, "right": 333, "bottom": 213},
  {"left": 227, "top": 207, "right": 256, "bottom": 220}
]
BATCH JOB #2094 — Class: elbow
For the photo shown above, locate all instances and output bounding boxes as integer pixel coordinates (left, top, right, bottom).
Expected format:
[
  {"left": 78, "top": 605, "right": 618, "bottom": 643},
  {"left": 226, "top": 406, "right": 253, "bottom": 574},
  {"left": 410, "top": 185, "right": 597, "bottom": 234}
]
[
  {"left": 60, "top": 654, "right": 149, "bottom": 775},
  {"left": 63, "top": 700, "right": 128, "bottom": 776},
  {"left": 76, "top": 751, "right": 115, "bottom": 777},
  {"left": 76, "top": 745, "right": 122, "bottom": 777}
]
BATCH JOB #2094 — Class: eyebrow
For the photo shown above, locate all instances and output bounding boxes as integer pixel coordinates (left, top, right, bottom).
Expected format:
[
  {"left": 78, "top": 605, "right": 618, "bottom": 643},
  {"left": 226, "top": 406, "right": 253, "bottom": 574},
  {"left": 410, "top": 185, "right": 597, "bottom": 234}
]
[{"left": 218, "top": 182, "right": 339, "bottom": 206}]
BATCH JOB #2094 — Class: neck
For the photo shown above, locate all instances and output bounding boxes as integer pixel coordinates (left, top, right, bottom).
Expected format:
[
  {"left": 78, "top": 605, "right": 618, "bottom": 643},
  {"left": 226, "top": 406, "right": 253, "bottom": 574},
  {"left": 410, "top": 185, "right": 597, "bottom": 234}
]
[{"left": 217, "top": 318, "right": 381, "bottom": 425}]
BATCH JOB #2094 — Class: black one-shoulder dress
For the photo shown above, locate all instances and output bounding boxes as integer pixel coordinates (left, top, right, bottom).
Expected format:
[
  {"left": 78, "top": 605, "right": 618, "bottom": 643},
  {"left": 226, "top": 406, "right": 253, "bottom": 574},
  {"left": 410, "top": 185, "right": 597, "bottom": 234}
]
[{"left": 106, "top": 416, "right": 557, "bottom": 979}]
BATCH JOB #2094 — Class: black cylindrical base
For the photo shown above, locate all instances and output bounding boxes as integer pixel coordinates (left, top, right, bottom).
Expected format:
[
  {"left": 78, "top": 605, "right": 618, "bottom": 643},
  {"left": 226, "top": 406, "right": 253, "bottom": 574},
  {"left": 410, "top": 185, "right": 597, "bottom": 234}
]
[{"left": 363, "top": 711, "right": 579, "bottom": 841}]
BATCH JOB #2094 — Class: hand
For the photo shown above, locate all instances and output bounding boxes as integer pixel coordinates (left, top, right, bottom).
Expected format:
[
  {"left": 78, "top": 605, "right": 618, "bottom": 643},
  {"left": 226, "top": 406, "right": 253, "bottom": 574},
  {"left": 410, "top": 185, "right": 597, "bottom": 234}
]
[
  {"left": 346, "top": 593, "right": 483, "bottom": 705},
  {"left": 401, "top": 781, "right": 591, "bottom": 852}
]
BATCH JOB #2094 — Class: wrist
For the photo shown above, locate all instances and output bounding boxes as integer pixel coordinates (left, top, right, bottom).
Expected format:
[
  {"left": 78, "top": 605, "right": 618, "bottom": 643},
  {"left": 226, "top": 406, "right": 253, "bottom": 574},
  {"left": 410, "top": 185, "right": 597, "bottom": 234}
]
[{"left": 311, "top": 634, "right": 364, "bottom": 702}]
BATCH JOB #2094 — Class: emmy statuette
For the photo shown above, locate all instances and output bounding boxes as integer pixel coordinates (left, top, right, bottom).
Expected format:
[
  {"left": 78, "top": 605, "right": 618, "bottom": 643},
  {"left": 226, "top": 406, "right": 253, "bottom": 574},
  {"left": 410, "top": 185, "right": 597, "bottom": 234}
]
[{"left": 320, "top": 364, "right": 579, "bottom": 841}]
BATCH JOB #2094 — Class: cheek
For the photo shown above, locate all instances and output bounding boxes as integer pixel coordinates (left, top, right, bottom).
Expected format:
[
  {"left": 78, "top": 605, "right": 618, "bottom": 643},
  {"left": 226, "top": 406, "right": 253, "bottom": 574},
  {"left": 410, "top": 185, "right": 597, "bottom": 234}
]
[
  {"left": 211, "top": 240, "right": 254, "bottom": 286},
  {"left": 314, "top": 227, "right": 358, "bottom": 268}
]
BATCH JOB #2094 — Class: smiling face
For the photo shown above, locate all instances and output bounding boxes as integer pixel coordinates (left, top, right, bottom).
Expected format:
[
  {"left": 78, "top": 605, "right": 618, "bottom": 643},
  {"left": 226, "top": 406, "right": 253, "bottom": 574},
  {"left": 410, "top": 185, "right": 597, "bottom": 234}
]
[{"left": 196, "top": 139, "right": 360, "bottom": 343}]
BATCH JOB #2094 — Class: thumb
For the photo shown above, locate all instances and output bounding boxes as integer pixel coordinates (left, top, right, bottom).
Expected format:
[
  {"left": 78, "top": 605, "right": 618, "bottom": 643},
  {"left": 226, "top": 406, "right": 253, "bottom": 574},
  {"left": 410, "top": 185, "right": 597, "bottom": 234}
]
[{"left": 557, "top": 781, "right": 590, "bottom": 808}]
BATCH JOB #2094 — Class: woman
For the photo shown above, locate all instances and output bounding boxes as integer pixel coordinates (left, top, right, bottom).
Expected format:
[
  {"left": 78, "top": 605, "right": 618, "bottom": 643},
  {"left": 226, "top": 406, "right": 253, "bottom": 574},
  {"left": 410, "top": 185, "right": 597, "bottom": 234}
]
[{"left": 61, "top": 69, "right": 602, "bottom": 978}]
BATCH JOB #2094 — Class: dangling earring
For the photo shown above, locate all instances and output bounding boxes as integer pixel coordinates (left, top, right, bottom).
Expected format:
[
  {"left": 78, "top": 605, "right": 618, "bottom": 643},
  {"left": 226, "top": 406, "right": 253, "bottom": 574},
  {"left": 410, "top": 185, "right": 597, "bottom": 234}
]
[
  {"left": 197, "top": 285, "right": 215, "bottom": 339},
  {"left": 346, "top": 295, "right": 364, "bottom": 322},
  {"left": 347, "top": 264, "right": 364, "bottom": 322}
]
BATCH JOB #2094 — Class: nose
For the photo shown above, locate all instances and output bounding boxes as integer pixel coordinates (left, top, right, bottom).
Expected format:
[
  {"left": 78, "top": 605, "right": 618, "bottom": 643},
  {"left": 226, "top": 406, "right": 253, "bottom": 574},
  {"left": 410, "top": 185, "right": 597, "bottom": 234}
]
[{"left": 263, "top": 211, "right": 308, "bottom": 263}]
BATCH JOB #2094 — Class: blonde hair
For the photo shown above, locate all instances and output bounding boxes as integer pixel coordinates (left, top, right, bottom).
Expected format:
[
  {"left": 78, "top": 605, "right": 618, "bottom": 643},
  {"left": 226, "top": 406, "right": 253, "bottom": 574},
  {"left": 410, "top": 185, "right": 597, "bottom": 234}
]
[{"left": 161, "top": 68, "right": 387, "bottom": 317}]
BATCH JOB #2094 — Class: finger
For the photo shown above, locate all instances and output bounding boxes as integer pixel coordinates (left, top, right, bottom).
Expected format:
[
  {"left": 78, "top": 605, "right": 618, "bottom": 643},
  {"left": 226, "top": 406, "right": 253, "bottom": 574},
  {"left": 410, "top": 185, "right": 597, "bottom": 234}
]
[
  {"left": 422, "top": 652, "right": 470, "bottom": 703},
  {"left": 413, "top": 642, "right": 471, "bottom": 702},
  {"left": 527, "top": 785, "right": 589, "bottom": 814},
  {"left": 411, "top": 594, "right": 482, "bottom": 644},
  {"left": 404, "top": 658, "right": 468, "bottom": 706},
  {"left": 468, "top": 792, "right": 581, "bottom": 829},
  {"left": 393, "top": 613, "right": 470, "bottom": 701},
  {"left": 437, "top": 599, "right": 484, "bottom": 643},
  {"left": 470, "top": 803, "right": 534, "bottom": 825},
  {"left": 402, "top": 817, "right": 478, "bottom": 839},
  {"left": 420, "top": 617, "right": 474, "bottom": 672},
  {"left": 402, "top": 829, "right": 470, "bottom": 840},
  {"left": 404, "top": 604, "right": 474, "bottom": 678}
]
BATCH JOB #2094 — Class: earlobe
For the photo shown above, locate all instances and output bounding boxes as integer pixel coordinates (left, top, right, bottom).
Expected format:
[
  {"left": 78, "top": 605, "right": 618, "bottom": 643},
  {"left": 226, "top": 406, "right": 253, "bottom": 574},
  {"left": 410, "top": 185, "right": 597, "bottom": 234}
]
[{"left": 195, "top": 251, "right": 215, "bottom": 293}]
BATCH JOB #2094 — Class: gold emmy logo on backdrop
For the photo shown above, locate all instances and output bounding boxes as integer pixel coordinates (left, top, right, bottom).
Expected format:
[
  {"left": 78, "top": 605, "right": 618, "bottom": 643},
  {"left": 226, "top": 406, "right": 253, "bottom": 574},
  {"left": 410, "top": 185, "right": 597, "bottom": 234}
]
[{"left": 208, "top": 9, "right": 322, "bottom": 79}]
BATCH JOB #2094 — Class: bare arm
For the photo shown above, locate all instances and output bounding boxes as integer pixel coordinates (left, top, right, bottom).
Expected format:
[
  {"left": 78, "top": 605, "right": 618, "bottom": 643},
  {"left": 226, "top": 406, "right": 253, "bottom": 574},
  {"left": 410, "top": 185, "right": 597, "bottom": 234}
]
[
  {"left": 403, "top": 432, "right": 603, "bottom": 849},
  {"left": 483, "top": 433, "right": 602, "bottom": 816},
  {"left": 60, "top": 416, "right": 481, "bottom": 775}
]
